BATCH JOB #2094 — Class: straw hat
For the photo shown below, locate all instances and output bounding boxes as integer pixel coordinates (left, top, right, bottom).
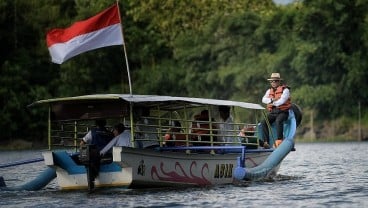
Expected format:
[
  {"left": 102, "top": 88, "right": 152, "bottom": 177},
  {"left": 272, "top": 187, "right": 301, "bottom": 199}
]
[{"left": 267, "top": 73, "right": 283, "bottom": 81}]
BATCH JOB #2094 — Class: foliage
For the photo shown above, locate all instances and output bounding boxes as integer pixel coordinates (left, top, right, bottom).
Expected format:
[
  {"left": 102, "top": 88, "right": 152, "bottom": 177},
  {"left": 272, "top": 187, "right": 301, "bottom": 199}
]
[{"left": 0, "top": 0, "right": 367, "bottom": 142}]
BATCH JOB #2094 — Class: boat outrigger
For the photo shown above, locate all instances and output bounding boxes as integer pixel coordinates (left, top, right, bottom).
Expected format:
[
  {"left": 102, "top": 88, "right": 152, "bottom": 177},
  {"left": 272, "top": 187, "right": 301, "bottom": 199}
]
[{"left": 0, "top": 94, "right": 301, "bottom": 191}]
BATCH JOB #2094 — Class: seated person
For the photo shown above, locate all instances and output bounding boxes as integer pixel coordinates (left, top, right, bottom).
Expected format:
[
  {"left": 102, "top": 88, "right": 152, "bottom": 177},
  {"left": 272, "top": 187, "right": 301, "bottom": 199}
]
[
  {"left": 238, "top": 126, "right": 255, "bottom": 137},
  {"left": 238, "top": 125, "right": 259, "bottom": 149},
  {"left": 135, "top": 107, "right": 160, "bottom": 148},
  {"left": 261, "top": 73, "right": 291, "bottom": 148},
  {"left": 164, "top": 121, "right": 187, "bottom": 147},
  {"left": 218, "top": 106, "right": 241, "bottom": 146},
  {"left": 190, "top": 110, "right": 217, "bottom": 146},
  {"left": 100, "top": 123, "right": 132, "bottom": 156}
]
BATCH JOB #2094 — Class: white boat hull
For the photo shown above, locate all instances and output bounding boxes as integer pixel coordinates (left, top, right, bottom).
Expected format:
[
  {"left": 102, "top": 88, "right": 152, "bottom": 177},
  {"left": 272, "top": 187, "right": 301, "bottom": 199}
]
[
  {"left": 42, "top": 147, "right": 279, "bottom": 190},
  {"left": 113, "top": 147, "right": 277, "bottom": 188}
]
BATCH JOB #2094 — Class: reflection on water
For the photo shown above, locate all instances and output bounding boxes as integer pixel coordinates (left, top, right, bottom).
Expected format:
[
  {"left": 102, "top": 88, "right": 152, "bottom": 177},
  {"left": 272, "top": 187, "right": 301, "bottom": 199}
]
[{"left": 0, "top": 142, "right": 367, "bottom": 208}]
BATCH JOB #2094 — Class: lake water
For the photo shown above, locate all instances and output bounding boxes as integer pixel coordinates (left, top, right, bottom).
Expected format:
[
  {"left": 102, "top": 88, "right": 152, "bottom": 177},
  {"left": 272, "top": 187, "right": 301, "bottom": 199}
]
[{"left": 0, "top": 142, "right": 367, "bottom": 208}]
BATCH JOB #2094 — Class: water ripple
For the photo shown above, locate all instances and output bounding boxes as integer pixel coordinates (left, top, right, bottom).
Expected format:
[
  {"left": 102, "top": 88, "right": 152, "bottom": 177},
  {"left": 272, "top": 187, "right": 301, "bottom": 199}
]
[{"left": 1, "top": 142, "right": 367, "bottom": 208}]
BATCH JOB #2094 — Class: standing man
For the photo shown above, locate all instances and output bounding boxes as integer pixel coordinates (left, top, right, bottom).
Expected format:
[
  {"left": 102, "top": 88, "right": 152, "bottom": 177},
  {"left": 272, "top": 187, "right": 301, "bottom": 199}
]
[
  {"left": 80, "top": 119, "right": 113, "bottom": 190},
  {"left": 80, "top": 119, "right": 113, "bottom": 151},
  {"left": 261, "top": 73, "right": 291, "bottom": 148}
]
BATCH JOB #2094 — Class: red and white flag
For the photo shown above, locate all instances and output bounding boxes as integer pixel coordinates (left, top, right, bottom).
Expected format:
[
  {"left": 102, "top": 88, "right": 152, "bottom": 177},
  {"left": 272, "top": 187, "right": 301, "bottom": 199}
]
[{"left": 46, "top": 4, "right": 123, "bottom": 64}]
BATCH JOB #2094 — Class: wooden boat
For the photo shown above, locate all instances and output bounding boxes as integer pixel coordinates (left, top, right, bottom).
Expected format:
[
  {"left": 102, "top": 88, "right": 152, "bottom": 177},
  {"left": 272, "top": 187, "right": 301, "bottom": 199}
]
[{"left": 22, "top": 94, "right": 299, "bottom": 190}]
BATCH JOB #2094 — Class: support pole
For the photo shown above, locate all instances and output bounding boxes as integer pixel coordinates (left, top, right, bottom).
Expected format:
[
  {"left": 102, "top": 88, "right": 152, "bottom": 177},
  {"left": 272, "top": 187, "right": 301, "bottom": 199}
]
[
  {"left": 48, "top": 105, "right": 51, "bottom": 150},
  {"left": 358, "top": 101, "right": 361, "bottom": 141},
  {"left": 116, "top": 1, "right": 132, "bottom": 95}
]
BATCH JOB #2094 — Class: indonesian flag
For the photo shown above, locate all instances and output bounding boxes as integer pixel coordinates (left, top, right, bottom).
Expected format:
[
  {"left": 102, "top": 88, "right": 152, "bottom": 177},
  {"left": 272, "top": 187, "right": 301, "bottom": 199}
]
[{"left": 46, "top": 4, "right": 123, "bottom": 64}]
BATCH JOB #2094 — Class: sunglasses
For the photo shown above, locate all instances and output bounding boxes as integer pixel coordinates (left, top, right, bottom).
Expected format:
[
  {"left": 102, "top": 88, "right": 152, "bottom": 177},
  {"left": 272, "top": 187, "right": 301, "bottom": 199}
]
[{"left": 269, "top": 80, "right": 280, "bottom": 83}]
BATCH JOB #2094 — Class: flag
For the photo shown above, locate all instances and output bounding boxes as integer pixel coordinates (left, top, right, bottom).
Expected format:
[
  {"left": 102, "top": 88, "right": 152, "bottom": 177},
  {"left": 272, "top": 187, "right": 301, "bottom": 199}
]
[{"left": 46, "top": 4, "right": 123, "bottom": 64}]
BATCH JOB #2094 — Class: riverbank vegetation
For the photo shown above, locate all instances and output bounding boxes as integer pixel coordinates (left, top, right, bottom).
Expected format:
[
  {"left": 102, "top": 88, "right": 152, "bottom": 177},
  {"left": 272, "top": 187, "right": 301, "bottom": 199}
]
[{"left": 0, "top": 0, "right": 367, "bottom": 144}]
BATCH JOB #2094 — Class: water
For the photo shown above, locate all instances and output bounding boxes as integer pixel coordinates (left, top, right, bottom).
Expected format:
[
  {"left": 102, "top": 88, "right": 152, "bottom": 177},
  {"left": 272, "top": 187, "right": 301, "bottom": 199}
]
[{"left": 0, "top": 142, "right": 367, "bottom": 208}]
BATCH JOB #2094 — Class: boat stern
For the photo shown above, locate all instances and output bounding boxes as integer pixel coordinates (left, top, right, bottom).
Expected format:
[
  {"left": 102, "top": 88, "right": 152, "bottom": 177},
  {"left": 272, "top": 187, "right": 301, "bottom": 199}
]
[{"left": 42, "top": 150, "right": 132, "bottom": 190}]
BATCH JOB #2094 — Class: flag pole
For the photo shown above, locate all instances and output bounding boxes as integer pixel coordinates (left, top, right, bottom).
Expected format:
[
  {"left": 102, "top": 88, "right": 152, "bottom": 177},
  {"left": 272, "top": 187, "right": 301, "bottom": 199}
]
[{"left": 116, "top": 1, "right": 132, "bottom": 95}]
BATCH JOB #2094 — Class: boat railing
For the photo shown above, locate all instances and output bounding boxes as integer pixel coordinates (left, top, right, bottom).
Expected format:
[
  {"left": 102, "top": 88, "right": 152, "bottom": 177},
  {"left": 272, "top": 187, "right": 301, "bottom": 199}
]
[
  {"left": 50, "top": 121, "right": 97, "bottom": 151},
  {"left": 132, "top": 116, "right": 259, "bottom": 148},
  {"left": 48, "top": 116, "right": 260, "bottom": 151}
]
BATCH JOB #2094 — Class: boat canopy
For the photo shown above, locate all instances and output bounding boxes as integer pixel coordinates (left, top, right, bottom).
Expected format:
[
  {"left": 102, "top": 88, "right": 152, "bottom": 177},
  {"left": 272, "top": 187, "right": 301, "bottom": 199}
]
[
  {"left": 28, "top": 94, "right": 264, "bottom": 121},
  {"left": 29, "top": 94, "right": 264, "bottom": 110}
]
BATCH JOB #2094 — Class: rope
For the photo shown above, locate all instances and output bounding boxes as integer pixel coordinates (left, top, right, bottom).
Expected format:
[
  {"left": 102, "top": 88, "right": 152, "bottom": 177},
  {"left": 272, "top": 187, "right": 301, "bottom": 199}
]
[
  {"left": 262, "top": 110, "right": 275, "bottom": 141},
  {"left": 0, "top": 157, "right": 44, "bottom": 169}
]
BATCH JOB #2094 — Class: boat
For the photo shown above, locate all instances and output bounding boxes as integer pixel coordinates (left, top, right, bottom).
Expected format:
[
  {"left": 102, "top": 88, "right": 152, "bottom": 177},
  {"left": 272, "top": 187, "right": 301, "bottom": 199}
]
[{"left": 0, "top": 94, "right": 301, "bottom": 191}]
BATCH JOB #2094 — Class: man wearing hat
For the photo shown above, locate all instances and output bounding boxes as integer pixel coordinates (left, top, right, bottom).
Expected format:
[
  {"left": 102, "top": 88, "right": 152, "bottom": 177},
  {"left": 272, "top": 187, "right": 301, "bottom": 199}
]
[{"left": 261, "top": 73, "right": 291, "bottom": 148}]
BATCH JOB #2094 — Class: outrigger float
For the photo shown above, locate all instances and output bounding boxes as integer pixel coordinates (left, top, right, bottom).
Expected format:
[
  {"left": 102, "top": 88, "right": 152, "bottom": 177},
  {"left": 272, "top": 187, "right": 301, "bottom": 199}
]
[{"left": 0, "top": 94, "right": 301, "bottom": 191}]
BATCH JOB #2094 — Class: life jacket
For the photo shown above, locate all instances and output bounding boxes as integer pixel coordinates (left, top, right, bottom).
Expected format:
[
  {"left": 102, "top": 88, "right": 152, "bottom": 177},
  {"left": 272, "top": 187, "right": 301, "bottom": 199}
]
[
  {"left": 90, "top": 127, "right": 114, "bottom": 151},
  {"left": 267, "top": 85, "right": 291, "bottom": 111}
]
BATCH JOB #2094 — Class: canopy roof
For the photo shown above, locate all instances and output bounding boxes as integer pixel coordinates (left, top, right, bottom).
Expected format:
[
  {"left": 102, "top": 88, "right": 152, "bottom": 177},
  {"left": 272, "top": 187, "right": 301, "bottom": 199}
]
[{"left": 29, "top": 94, "right": 264, "bottom": 110}]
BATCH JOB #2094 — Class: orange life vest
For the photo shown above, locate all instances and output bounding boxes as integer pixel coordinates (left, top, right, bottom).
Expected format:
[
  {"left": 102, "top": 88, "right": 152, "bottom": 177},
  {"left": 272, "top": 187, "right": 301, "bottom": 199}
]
[{"left": 267, "top": 85, "right": 291, "bottom": 111}]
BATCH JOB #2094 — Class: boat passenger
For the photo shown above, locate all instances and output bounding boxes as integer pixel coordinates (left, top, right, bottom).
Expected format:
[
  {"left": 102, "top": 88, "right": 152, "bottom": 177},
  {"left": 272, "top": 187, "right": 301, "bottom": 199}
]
[
  {"left": 238, "top": 126, "right": 255, "bottom": 138},
  {"left": 190, "top": 110, "right": 217, "bottom": 146},
  {"left": 238, "top": 125, "right": 259, "bottom": 149},
  {"left": 164, "top": 121, "right": 186, "bottom": 147},
  {"left": 80, "top": 119, "right": 114, "bottom": 151},
  {"left": 100, "top": 123, "right": 132, "bottom": 156},
  {"left": 79, "top": 119, "right": 113, "bottom": 189},
  {"left": 135, "top": 108, "right": 160, "bottom": 148},
  {"left": 261, "top": 73, "right": 292, "bottom": 148},
  {"left": 218, "top": 106, "right": 241, "bottom": 146}
]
